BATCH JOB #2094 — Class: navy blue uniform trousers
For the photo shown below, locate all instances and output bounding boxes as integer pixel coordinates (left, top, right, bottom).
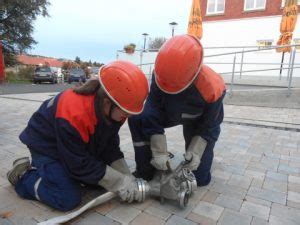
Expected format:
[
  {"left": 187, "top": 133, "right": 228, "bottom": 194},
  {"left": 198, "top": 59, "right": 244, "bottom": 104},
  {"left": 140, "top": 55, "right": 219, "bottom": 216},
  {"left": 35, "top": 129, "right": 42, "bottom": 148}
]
[{"left": 15, "top": 151, "right": 81, "bottom": 211}]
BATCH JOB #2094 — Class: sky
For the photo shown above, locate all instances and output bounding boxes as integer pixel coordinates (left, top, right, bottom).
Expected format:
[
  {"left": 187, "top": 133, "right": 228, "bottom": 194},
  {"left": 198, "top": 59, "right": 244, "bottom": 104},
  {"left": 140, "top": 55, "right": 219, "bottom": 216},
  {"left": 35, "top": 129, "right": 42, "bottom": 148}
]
[{"left": 29, "top": 0, "right": 193, "bottom": 63}]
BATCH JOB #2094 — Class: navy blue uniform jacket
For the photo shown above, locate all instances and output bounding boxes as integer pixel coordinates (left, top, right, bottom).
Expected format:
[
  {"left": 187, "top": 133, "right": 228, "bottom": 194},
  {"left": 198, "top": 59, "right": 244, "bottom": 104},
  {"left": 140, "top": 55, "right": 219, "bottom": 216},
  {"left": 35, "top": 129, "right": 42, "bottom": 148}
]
[
  {"left": 19, "top": 89, "right": 124, "bottom": 185},
  {"left": 143, "top": 65, "right": 226, "bottom": 143}
]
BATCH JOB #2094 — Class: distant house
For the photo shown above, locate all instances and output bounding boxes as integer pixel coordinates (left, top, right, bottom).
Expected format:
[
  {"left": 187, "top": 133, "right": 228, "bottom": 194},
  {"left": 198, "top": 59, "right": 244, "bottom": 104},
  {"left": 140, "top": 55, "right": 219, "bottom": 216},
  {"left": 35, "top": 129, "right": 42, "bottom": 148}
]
[{"left": 17, "top": 54, "right": 64, "bottom": 68}]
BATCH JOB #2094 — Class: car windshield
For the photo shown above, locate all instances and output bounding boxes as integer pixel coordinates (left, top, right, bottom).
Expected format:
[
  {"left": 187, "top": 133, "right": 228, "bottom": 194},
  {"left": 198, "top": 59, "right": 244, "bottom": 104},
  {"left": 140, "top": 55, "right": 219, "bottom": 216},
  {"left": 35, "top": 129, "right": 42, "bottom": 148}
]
[
  {"left": 36, "top": 67, "right": 51, "bottom": 72},
  {"left": 70, "top": 69, "right": 84, "bottom": 77},
  {"left": 91, "top": 67, "right": 99, "bottom": 74}
]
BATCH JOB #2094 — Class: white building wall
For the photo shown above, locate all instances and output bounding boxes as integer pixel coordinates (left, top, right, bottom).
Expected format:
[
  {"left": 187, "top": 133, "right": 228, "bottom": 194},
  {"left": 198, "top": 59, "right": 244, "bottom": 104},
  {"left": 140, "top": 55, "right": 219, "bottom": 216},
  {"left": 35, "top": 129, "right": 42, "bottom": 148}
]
[
  {"left": 201, "top": 15, "right": 300, "bottom": 77},
  {"left": 117, "top": 15, "right": 300, "bottom": 78}
]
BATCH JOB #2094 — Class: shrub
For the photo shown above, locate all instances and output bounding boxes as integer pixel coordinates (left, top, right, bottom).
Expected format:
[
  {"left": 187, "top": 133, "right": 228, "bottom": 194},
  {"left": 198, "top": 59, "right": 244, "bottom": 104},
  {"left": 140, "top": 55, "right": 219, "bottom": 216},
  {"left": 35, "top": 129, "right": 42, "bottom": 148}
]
[
  {"left": 18, "top": 66, "right": 35, "bottom": 80},
  {"left": 5, "top": 66, "right": 34, "bottom": 83},
  {"left": 5, "top": 71, "right": 17, "bottom": 82}
]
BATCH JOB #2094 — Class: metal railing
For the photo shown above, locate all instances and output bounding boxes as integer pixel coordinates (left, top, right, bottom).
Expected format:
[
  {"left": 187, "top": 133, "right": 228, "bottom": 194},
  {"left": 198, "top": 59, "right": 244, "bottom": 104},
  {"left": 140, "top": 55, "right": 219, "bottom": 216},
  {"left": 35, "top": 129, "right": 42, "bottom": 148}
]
[
  {"left": 118, "top": 44, "right": 300, "bottom": 97},
  {"left": 203, "top": 44, "right": 299, "bottom": 96}
]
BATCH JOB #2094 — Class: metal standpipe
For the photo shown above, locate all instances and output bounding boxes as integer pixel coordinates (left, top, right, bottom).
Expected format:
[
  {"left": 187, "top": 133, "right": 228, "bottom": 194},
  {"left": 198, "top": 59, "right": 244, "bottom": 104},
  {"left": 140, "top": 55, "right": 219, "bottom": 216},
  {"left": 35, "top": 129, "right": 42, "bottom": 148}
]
[
  {"left": 287, "top": 47, "right": 296, "bottom": 96},
  {"left": 229, "top": 54, "right": 236, "bottom": 97}
]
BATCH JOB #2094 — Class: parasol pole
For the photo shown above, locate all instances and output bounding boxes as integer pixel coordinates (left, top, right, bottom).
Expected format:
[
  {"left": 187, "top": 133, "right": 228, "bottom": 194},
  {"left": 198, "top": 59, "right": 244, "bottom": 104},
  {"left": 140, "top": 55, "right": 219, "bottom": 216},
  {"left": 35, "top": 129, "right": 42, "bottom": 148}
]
[{"left": 279, "top": 52, "right": 285, "bottom": 80}]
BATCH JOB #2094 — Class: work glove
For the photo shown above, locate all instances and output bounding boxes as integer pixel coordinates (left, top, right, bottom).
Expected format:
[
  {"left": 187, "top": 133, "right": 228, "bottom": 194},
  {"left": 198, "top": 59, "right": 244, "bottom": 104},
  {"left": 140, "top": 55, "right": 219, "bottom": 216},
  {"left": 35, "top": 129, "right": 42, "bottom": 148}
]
[
  {"left": 150, "top": 134, "right": 170, "bottom": 171},
  {"left": 184, "top": 136, "right": 207, "bottom": 171},
  {"left": 111, "top": 158, "right": 131, "bottom": 175},
  {"left": 98, "top": 166, "right": 138, "bottom": 203}
]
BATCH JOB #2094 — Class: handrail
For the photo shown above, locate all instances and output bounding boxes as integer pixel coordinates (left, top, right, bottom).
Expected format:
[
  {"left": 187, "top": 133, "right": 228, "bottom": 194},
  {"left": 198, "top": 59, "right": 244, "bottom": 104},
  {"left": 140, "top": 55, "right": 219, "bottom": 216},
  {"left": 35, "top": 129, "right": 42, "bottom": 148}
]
[
  {"left": 120, "top": 44, "right": 300, "bottom": 66},
  {"left": 205, "top": 44, "right": 300, "bottom": 58},
  {"left": 117, "top": 44, "right": 299, "bottom": 97},
  {"left": 220, "top": 66, "right": 300, "bottom": 75},
  {"left": 117, "top": 44, "right": 300, "bottom": 54},
  {"left": 205, "top": 62, "right": 300, "bottom": 65}
]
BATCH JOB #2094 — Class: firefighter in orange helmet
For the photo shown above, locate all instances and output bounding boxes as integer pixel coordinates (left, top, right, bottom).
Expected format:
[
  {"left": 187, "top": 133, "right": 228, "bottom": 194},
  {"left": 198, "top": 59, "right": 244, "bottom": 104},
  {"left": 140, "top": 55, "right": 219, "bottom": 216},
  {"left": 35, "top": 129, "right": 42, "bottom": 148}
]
[
  {"left": 129, "top": 35, "right": 226, "bottom": 186},
  {"left": 7, "top": 61, "right": 149, "bottom": 211}
]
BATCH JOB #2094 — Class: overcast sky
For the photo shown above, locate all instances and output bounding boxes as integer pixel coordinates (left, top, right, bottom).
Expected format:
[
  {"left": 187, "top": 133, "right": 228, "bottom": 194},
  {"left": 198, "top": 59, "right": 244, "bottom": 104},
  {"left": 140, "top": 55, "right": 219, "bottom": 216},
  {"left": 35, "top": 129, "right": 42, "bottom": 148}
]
[{"left": 29, "top": 0, "right": 193, "bottom": 63}]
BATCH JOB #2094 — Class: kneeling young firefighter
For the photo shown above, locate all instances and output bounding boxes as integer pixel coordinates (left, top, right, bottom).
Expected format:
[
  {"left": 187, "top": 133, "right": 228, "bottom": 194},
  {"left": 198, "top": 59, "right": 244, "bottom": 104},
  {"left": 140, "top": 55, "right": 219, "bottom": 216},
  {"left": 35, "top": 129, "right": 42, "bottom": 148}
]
[
  {"left": 7, "top": 61, "right": 149, "bottom": 211},
  {"left": 129, "top": 34, "right": 226, "bottom": 186}
]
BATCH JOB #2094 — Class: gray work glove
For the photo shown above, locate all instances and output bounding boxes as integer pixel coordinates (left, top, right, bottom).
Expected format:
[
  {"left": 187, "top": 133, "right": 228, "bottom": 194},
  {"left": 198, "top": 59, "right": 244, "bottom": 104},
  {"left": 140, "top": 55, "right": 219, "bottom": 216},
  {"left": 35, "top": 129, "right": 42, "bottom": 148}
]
[
  {"left": 150, "top": 134, "right": 170, "bottom": 171},
  {"left": 98, "top": 166, "right": 138, "bottom": 203},
  {"left": 111, "top": 158, "right": 131, "bottom": 175},
  {"left": 184, "top": 136, "right": 207, "bottom": 171}
]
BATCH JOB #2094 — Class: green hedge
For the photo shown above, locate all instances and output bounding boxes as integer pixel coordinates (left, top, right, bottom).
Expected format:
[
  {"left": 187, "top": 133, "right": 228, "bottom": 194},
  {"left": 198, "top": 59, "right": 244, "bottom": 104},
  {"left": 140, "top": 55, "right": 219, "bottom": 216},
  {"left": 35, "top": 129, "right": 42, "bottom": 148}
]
[
  {"left": 5, "top": 66, "right": 34, "bottom": 83},
  {"left": 5, "top": 71, "right": 18, "bottom": 82}
]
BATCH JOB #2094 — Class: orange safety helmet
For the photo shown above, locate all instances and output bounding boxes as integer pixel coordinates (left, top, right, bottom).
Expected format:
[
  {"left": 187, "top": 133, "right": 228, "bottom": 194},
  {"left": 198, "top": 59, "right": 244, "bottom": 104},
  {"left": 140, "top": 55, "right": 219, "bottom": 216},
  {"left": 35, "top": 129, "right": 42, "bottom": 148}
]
[
  {"left": 99, "top": 60, "right": 149, "bottom": 115},
  {"left": 154, "top": 34, "right": 203, "bottom": 94}
]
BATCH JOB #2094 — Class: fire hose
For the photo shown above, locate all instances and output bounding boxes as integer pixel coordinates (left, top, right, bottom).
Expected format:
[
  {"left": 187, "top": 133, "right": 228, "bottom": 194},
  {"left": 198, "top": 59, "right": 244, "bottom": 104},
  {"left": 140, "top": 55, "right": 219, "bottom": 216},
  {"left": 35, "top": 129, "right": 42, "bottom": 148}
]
[{"left": 37, "top": 160, "right": 197, "bottom": 225}]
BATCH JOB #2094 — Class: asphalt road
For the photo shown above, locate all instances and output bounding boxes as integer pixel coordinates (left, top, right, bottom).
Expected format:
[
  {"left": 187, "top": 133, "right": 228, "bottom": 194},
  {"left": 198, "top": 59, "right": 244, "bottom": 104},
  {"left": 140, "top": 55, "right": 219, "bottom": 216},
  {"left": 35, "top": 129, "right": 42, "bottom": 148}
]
[
  {"left": 0, "top": 83, "right": 74, "bottom": 95},
  {"left": 0, "top": 82, "right": 288, "bottom": 95},
  {"left": 1, "top": 83, "right": 298, "bottom": 109}
]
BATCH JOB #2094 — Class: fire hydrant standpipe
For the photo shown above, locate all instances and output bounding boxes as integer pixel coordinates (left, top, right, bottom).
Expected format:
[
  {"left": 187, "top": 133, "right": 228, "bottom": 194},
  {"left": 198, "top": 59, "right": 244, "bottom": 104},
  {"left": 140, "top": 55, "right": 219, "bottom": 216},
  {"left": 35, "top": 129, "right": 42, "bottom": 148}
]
[{"left": 37, "top": 160, "right": 197, "bottom": 225}]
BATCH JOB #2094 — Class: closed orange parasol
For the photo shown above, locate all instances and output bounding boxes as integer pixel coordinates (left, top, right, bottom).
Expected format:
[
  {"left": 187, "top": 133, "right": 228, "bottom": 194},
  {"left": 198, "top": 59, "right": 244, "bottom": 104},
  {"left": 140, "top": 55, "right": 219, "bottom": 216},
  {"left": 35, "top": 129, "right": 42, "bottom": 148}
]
[
  {"left": 0, "top": 41, "right": 5, "bottom": 83},
  {"left": 277, "top": 0, "right": 298, "bottom": 52},
  {"left": 187, "top": 0, "right": 203, "bottom": 39}
]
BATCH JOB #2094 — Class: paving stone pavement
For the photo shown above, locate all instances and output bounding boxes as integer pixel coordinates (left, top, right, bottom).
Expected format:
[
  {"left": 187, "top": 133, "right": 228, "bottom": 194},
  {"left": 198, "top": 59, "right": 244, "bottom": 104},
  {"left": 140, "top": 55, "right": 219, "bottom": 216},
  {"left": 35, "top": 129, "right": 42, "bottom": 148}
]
[{"left": 0, "top": 93, "right": 300, "bottom": 225}]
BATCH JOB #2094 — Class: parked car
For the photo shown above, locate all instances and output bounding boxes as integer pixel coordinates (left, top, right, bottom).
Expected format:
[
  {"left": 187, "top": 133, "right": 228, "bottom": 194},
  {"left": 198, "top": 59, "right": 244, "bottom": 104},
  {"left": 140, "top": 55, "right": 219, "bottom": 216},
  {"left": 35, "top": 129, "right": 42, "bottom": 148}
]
[
  {"left": 33, "top": 67, "right": 57, "bottom": 84},
  {"left": 68, "top": 68, "right": 86, "bottom": 83}
]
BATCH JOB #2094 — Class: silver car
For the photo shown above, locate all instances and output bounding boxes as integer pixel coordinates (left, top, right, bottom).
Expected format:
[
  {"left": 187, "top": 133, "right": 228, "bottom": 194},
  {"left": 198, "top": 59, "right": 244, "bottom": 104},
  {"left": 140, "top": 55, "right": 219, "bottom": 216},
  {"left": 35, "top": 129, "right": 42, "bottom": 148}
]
[{"left": 33, "top": 67, "right": 58, "bottom": 84}]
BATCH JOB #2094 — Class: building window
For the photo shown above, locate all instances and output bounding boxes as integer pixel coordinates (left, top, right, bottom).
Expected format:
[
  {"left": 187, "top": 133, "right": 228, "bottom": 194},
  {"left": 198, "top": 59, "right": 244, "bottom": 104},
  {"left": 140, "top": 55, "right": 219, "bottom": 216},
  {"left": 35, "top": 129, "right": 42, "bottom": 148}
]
[
  {"left": 206, "top": 0, "right": 225, "bottom": 15},
  {"left": 294, "top": 39, "right": 300, "bottom": 50},
  {"left": 281, "top": 0, "right": 300, "bottom": 7},
  {"left": 257, "top": 40, "right": 273, "bottom": 49},
  {"left": 244, "top": 0, "right": 266, "bottom": 11}
]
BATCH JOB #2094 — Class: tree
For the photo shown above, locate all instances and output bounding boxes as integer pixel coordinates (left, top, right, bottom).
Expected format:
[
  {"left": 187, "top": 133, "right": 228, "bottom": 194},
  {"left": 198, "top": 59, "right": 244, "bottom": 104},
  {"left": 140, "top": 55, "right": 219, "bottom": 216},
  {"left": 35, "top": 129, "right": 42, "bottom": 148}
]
[
  {"left": 0, "top": 0, "right": 50, "bottom": 66},
  {"left": 148, "top": 37, "right": 167, "bottom": 50},
  {"left": 75, "top": 56, "right": 81, "bottom": 64},
  {"left": 93, "top": 61, "right": 103, "bottom": 67},
  {"left": 62, "top": 61, "right": 75, "bottom": 71}
]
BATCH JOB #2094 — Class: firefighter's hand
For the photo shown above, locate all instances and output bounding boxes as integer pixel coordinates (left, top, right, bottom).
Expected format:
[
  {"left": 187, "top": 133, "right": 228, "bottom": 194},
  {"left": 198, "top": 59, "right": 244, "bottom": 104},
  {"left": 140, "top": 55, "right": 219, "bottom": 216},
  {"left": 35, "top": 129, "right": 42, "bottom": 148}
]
[{"left": 150, "top": 154, "right": 170, "bottom": 171}]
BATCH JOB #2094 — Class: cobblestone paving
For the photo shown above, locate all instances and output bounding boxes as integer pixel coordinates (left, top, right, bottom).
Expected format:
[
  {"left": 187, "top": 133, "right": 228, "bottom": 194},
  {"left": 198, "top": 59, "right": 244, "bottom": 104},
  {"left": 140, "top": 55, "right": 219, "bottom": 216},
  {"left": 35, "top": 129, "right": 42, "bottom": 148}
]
[
  {"left": 0, "top": 94, "right": 299, "bottom": 225},
  {"left": 224, "top": 105, "right": 300, "bottom": 130}
]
